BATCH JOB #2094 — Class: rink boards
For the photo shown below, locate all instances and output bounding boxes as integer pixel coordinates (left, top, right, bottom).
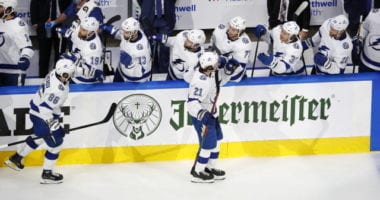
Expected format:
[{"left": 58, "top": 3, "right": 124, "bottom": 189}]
[{"left": 1, "top": 73, "right": 380, "bottom": 166}]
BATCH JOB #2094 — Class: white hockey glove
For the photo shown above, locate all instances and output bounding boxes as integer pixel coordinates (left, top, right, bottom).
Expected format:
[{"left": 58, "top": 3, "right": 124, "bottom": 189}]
[{"left": 46, "top": 118, "right": 61, "bottom": 132}]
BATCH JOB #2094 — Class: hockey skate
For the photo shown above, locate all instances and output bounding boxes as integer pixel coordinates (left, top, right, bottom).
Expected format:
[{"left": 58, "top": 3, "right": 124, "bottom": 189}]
[
  {"left": 190, "top": 168, "right": 214, "bottom": 183},
  {"left": 205, "top": 167, "right": 226, "bottom": 180},
  {"left": 4, "top": 153, "right": 24, "bottom": 171},
  {"left": 40, "top": 170, "right": 63, "bottom": 184}
]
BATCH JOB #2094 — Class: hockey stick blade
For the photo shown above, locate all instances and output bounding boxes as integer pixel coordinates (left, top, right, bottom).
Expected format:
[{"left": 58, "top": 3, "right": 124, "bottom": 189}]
[
  {"left": 293, "top": 1, "right": 309, "bottom": 21},
  {"left": 105, "top": 15, "right": 121, "bottom": 26},
  {"left": 294, "top": 1, "right": 309, "bottom": 17},
  {"left": 0, "top": 103, "right": 117, "bottom": 149}
]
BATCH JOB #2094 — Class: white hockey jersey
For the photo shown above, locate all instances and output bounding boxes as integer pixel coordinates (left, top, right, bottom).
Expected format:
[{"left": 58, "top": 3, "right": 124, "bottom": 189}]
[
  {"left": 68, "top": 26, "right": 103, "bottom": 84},
  {"left": 29, "top": 70, "right": 69, "bottom": 121},
  {"left": 211, "top": 24, "right": 251, "bottom": 82},
  {"left": 117, "top": 30, "right": 152, "bottom": 82},
  {"left": 187, "top": 68, "right": 231, "bottom": 120},
  {"left": 359, "top": 8, "right": 380, "bottom": 70},
  {"left": 165, "top": 30, "right": 204, "bottom": 82},
  {"left": 307, "top": 18, "right": 353, "bottom": 74},
  {"left": 0, "top": 17, "right": 34, "bottom": 74},
  {"left": 262, "top": 25, "right": 304, "bottom": 75}
]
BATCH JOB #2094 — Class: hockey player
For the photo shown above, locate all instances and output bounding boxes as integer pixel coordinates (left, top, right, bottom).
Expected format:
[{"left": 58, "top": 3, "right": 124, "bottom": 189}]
[
  {"left": 254, "top": 21, "right": 305, "bottom": 76},
  {"left": 101, "top": 17, "right": 152, "bottom": 82},
  {"left": 210, "top": 16, "right": 252, "bottom": 82},
  {"left": 4, "top": 56, "right": 78, "bottom": 184},
  {"left": 0, "top": 0, "right": 34, "bottom": 86},
  {"left": 187, "top": 52, "right": 237, "bottom": 183},
  {"left": 45, "top": 0, "right": 104, "bottom": 32},
  {"left": 58, "top": 16, "right": 104, "bottom": 84},
  {"left": 152, "top": 29, "right": 206, "bottom": 82},
  {"left": 303, "top": 15, "right": 353, "bottom": 75},
  {"left": 353, "top": 2, "right": 380, "bottom": 72}
]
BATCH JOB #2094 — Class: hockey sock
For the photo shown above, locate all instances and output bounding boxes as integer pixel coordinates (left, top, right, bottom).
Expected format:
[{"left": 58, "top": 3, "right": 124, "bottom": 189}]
[
  {"left": 195, "top": 149, "right": 211, "bottom": 173},
  {"left": 207, "top": 141, "right": 221, "bottom": 169},
  {"left": 18, "top": 136, "right": 43, "bottom": 157}
]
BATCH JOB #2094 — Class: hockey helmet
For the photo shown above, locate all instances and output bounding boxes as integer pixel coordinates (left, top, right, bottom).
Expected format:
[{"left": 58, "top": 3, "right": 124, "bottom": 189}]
[
  {"left": 0, "top": 0, "right": 17, "bottom": 15},
  {"left": 187, "top": 29, "right": 206, "bottom": 45},
  {"left": 330, "top": 15, "right": 348, "bottom": 31},
  {"left": 55, "top": 58, "right": 76, "bottom": 79},
  {"left": 199, "top": 52, "right": 219, "bottom": 69},
  {"left": 282, "top": 21, "right": 300, "bottom": 36},
  {"left": 80, "top": 17, "right": 99, "bottom": 32},
  {"left": 121, "top": 17, "right": 140, "bottom": 32},
  {"left": 229, "top": 16, "right": 246, "bottom": 31}
]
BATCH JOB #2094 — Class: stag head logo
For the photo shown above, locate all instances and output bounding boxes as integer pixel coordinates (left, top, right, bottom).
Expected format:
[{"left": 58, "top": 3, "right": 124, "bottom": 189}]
[{"left": 113, "top": 94, "right": 162, "bottom": 140}]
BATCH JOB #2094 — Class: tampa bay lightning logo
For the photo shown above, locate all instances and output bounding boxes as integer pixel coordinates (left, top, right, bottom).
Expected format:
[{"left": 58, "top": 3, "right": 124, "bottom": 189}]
[
  {"left": 242, "top": 37, "right": 249, "bottom": 44},
  {"left": 369, "top": 36, "right": 380, "bottom": 51},
  {"left": 172, "top": 58, "right": 186, "bottom": 72},
  {"left": 137, "top": 44, "right": 143, "bottom": 50},
  {"left": 0, "top": 32, "right": 5, "bottom": 47},
  {"left": 342, "top": 42, "right": 349, "bottom": 49},
  {"left": 218, "top": 24, "right": 225, "bottom": 29}
]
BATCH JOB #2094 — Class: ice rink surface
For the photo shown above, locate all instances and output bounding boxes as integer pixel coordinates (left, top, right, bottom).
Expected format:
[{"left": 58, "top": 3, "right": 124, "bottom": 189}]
[{"left": 1, "top": 153, "right": 380, "bottom": 200}]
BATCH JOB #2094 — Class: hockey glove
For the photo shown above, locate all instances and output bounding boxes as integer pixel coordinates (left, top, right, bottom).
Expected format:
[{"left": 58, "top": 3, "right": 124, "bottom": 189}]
[
  {"left": 45, "top": 21, "right": 56, "bottom": 30},
  {"left": 46, "top": 118, "right": 60, "bottom": 132},
  {"left": 17, "top": 57, "right": 30, "bottom": 71},
  {"left": 258, "top": 53, "right": 273, "bottom": 66},
  {"left": 200, "top": 111, "right": 215, "bottom": 126},
  {"left": 120, "top": 51, "right": 132, "bottom": 66},
  {"left": 93, "top": 69, "right": 104, "bottom": 83},
  {"left": 352, "top": 38, "right": 363, "bottom": 60},
  {"left": 225, "top": 58, "right": 240, "bottom": 74},
  {"left": 314, "top": 52, "right": 330, "bottom": 68},
  {"left": 152, "top": 33, "right": 168, "bottom": 43},
  {"left": 100, "top": 24, "right": 118, "bottom": 36},
  {"left": 253, "top": 25, "right": 267, "bottom": 38}
]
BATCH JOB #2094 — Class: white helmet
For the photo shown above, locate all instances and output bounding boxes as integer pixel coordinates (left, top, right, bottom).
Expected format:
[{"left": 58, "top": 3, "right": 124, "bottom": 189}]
[
  {"left": 229, "top": 16, "right": 246, "bottom": 31},
  {"left": 330, "top": 14, "right": 348, "bottom": 31},
  {"left": 80, "top": 17, "right": 99, "bottom": 32},
  {"left": 187, "top": 29, "right": 206, "bottom": 45},
  {"left": 121, "top": 17, "right": 140, "bottom": 32},
  {"left": 55, "top": 59, "right": 76, "bottom": 79},
  {"left": 282, "top": 21, "right": 300, "bottom": 36},
  {"left": 0, "top": 0, "right": 17, "bottom": 14},
  {"left": 199, "top": 52, "right": 219, "bottom": 69}
]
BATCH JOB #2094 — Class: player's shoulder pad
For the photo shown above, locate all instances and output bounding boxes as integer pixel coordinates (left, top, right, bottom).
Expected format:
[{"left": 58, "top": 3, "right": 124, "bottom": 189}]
[
  {"left": 218, "top": 24, "right": 226, "bottom": 30},
  {"left": 342, "top": 41, "right": 351, "bottom": 50},
  {"left": 89, "top": 42, "right": 97, "bottom": 50},
  {"left": 199, "top": 74, "right": 207, "bottom": 81},
  {"left": 292, "top": 42, "right": 300, "bottom": 50},
  {"left": 239, "top": 33, "right": 251, "bottom": 44},
  {"left": 17, "top": 18, "right": 27, "bottom": 27}
]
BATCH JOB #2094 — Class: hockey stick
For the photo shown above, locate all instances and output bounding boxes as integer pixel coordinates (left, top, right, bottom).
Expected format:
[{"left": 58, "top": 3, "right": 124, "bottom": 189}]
[
  {"left": 293, "top": 1, "right": 309, "bottom": 75},
  {"left": 141, "top": 17, "right": 157, "bottom": 81},
  {"left": 250, "top": 35, "right": 261, "bottom": 78},
  {"left": 352, "top": 15, "right": 363, "bottom": 73},
  {"left": 102, "top": 15, "right": 122, "bottom": 76},
  {"left": 0, "top": 103, "right": 117, "bottom": 149}
]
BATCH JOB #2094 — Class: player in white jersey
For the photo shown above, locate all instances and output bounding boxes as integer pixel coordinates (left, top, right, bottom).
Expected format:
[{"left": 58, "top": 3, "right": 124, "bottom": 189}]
[
  {"left": 210, "top": 16, "right": 252, "bottom": 82},
  {"left": 4, "top": 56, "right": 78, "bottom": 184},
  {"left": 187, "top": 52, "right": 237, "bottom": 183},
  {"left": 153, "top": 29, "right": 205, "bottom": 82},
  {"left": 59, "top": 16, "right": 104, "bottom": 83},
  {"left": 101, "top": 17, "right": 152, "bottom": 82},
  {"left": 0, "top": 0, "right": 34, "bottom": 86},
  {"left": 354, "top": 3, "right": 380, "bottom": 72},
  {"left": 303, "top": 15, "right": 353, "bottom": 75},
  {"left": 254, "top": 21, "right": 305, "bottom": 76}
]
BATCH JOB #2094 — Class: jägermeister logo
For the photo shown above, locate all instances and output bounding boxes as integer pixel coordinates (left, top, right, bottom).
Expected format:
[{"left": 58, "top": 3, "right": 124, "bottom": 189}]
[
  {"left": 170, "top": 95, "right": 331, "bottom": 130},
  {"left": 113, "top": 94, "right": 162, "bottom": 140}
]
